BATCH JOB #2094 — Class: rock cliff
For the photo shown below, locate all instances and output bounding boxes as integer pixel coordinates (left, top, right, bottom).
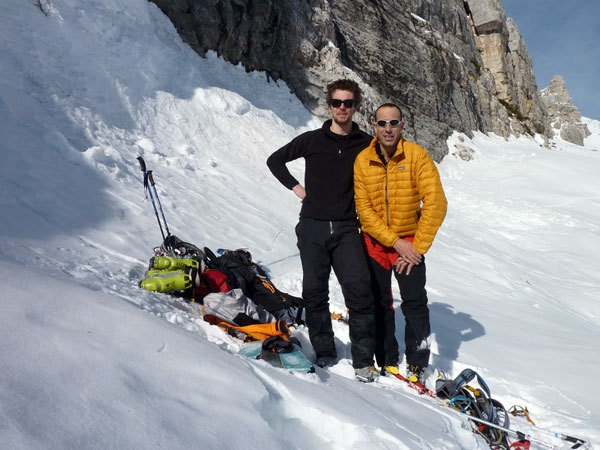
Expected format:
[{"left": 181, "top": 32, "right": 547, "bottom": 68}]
[
  {"left": 149, "top": 0, "right": 587, "bottom": 160},
  {"left": 541, "top": 75, "right": 590, "bottom": 146}
]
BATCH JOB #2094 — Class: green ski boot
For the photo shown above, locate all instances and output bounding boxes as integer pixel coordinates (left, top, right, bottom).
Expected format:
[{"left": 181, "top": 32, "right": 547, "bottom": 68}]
[
  {"left": 149, "top": 256, "right": 200, "bottom": 271},
  {"left": 139, "top": 269, "right": 193, "bottom": 292},
  {"left": 143, "top": 268, "right": 180, "bottom": 278}
]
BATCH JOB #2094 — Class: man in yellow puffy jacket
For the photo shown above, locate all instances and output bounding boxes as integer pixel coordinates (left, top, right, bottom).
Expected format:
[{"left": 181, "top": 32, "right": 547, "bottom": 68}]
[{"left": 354, "top": 103, "right": 447, "bottom": 383}]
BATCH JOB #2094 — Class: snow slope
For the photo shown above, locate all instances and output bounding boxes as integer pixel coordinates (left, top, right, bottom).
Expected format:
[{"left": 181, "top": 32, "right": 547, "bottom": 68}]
[{"left": 1, "top": 0, "right": 599, "bottom": 448}]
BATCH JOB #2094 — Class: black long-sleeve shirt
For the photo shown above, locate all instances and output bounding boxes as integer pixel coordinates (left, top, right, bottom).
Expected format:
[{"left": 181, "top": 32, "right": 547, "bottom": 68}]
[{"left": 267, "top": 120, "right": 372, "bottom": 221}]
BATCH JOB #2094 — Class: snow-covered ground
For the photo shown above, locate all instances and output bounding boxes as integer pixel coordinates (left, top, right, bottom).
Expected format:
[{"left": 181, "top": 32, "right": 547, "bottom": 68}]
[{"left": 1, "top": 0, "right": 599, "bottom": 448}]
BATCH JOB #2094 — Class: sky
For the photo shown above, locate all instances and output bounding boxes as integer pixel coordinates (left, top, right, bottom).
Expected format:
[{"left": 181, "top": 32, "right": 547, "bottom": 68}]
[
  {"left": 1, "top": 0, "right": 600, "bottom": 449},
  {"left": 501, "top": 0, "right": 600, "bottom": 120}
]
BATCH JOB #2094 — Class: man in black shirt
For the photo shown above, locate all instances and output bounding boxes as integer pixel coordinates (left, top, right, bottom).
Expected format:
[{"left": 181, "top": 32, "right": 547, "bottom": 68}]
[{"left": 267, "top": 79, "right": 378, "bottom": 382}]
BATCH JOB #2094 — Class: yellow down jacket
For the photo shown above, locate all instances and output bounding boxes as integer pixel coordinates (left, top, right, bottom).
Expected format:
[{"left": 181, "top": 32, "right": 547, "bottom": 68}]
[{"left": 354, "top": 137, "right": 447, "bottom": 255}]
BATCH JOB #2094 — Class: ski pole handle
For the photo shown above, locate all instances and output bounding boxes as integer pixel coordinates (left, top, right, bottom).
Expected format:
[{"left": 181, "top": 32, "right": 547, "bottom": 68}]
[
  {"left": 137, "top": 156, "right": 147, "bottom": 173},
  {"left": 147, "top": 171, "right": 156, "bottom": 187},
  {"left": 556, "top": 433, "right": 586, "bottom": 449}
]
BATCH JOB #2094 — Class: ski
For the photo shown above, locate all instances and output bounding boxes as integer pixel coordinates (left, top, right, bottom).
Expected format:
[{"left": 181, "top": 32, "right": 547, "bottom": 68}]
[
  {"left": 465, "top": 414, "right": 590, "bottom": 450},
  {"left": 383, "top": 369, "right": 590, "bottom": 450},
  {"left": 384, "top": 371, "right": 437, "bottom": 397}
]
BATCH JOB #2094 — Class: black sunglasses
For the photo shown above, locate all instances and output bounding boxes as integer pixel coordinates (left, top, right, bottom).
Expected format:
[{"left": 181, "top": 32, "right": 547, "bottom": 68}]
[
  {"left": 375, "top": 119, "right": 402, "bottom": 127},
  {"left": 329, "top": 99, "right": 355, "bottom": 108}
]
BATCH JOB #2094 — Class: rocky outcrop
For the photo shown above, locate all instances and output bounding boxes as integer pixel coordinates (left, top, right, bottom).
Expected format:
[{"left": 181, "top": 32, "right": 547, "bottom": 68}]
[
  {"left": 148, "top": 0, "right": 586, "bottom": 160},
  {"left": 466, "top": 0, "right": 550, "bottom": 137},
  {"left": 541, "top": 75, "right": 590, "bottom": 145}
]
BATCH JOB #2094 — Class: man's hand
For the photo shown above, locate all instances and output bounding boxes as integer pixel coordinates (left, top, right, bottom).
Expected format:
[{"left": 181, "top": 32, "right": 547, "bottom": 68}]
[
  {"left": 292, "top": 184, "right": 306, "bottom": 201},
  {"left": 394, "top": 257, "right": 415, "bottom": 275},
  {"left": 392, "top": 239, "right": 421, "bottom": 275}
]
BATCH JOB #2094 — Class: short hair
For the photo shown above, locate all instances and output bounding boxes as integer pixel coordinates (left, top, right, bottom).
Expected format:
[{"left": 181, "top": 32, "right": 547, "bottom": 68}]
[
  {"left": 374, "top": 103, "right": 403, "bottom": 121},
  {"left": 326, "top": 79, "right": 362, "bottom": 107}
]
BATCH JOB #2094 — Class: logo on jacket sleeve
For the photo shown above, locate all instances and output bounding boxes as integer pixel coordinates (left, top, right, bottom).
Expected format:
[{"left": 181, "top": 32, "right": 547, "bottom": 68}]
[{"left": 397, "top": 166, "right": 406, "bottom": 170}]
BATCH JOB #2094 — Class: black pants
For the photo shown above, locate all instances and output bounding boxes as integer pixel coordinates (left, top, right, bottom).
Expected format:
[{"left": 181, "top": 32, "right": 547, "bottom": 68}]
[
  {"left": 368, "top": 255, "right": 430, "bottom": 369},
  {"left": 296, "top": 218, "right": 375, "bottom": 368}
]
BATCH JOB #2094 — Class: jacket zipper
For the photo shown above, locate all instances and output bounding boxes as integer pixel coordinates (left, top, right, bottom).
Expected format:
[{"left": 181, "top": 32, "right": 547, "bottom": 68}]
[{"left": 384, "top": 160, "right": 390, "bottom": 226}]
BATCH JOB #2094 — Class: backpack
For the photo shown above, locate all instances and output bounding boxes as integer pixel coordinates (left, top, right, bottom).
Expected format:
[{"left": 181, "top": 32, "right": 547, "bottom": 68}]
[
  {"left": 204, "top": 248, "right": 256, "bottom": 293},
  {"left": 436, "top": 369, "right": 510, "bottom": 449},
  {"left": 204, "top": 247, "right": 304, "bottom": 323},
  {"left": 202, "top": 288, "right": 294, "bottom": 342},
  {"left": 202, "top": 289, "right": 276, "bottom": 326},
  {"left": 194, "top": 269, "right": 231, "bottom": 298}
]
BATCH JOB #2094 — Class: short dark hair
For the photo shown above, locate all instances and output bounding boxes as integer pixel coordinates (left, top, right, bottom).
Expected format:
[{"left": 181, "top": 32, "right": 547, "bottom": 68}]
[
  {"left": 374, "top": 103, "right": 403, "bottom": 121},
  {"left": 326, "top": 79, "right": 362, "bottom": 107}
]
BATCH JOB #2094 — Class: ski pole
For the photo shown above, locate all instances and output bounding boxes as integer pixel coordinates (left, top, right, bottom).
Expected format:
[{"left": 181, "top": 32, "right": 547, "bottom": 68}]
[
  {"left": 465, "top": 414, "right": 588, "bottom": 449},
  {"left": 137, "top": 157, "right": 172, "bottom": 254},
  {"left": 146, "top": 170, "right": 171, "bottom": 238},
  {"left": 147, "top": 170, "right": 176, "bottom": 256}
]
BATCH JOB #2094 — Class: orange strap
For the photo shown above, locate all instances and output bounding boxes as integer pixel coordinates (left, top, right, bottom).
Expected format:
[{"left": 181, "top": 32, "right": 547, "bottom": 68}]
[{"left": 204, "top": 314, "right": 290, "bottom": 342}]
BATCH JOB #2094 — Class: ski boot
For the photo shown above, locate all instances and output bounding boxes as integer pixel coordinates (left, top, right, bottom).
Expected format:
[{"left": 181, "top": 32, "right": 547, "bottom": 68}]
[
  {"left": 149, "top": 255, "right": 200, "bottom": 271},
  {"left": 139, "top": 269, "right": 193, "bottom": 292}
]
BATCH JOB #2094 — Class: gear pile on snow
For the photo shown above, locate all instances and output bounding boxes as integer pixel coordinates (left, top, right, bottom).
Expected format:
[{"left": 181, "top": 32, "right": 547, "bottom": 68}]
[
  {"left": 436, "top": 369, "right": 510, "bottom": 448},
  {"left": 140, "top": 241, "right": 313, "bottom": 372},
  {"left": 135, "top": 157, "right": 304, "bottom": 344},
  {"left": 385, "top": 366, "right": 590, "bottom": 449},
  {"left": 139, "top": 240, "right": 311, "bottom": 371},
  {"left": 139, "top": 239, "right": 304, "bottom": 325},
  {"left": 431, "top": 369, "right": 590, "bottom": 450}
]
